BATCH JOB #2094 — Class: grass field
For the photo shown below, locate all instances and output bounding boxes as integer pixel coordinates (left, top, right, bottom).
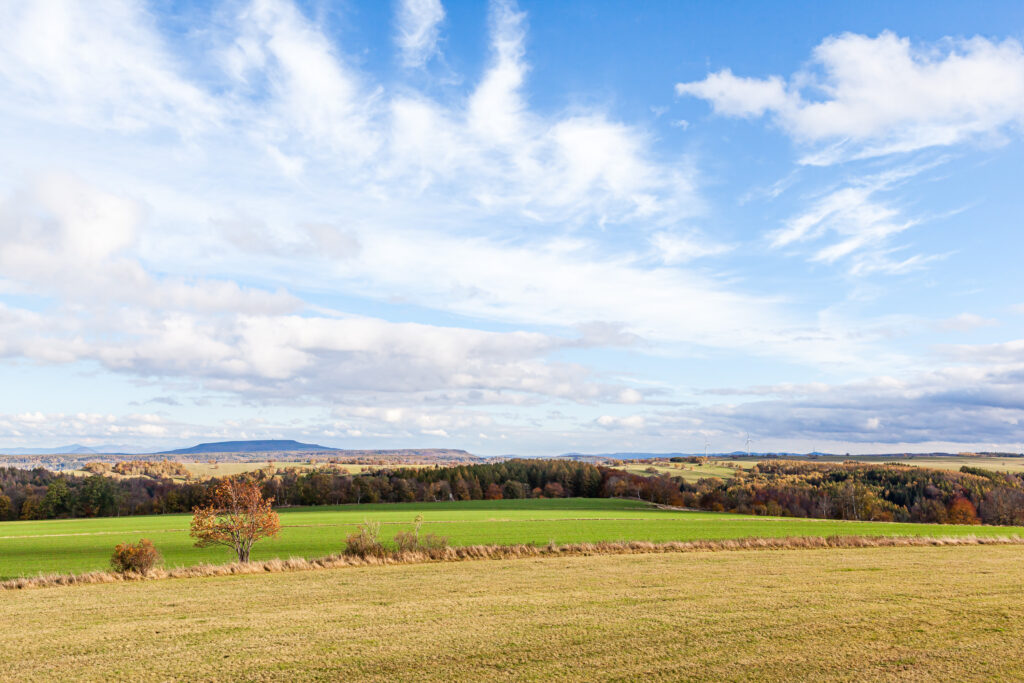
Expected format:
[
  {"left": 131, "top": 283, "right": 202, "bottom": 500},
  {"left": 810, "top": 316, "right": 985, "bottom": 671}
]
[
  {"left": 180, "top": 461, "right": 376, "bottom": 478},
  {"left": 2, "top": 498, "right": 1023, "bottom": 579},
  {"left": 68, "top": 461, "right": 381, "bottom": 481},
  {"left": 3, "top": 544, "right": 1023, "bottom": 680},
  {"left": 719, "top": 454, "right": 1024, "bottom": 474},
  {"left": 615, "top": 460, "right": 749, "bottom": 481},
  {"left": 617, "top": 455, "right": 1024, "bottom": 478},
  {"left": 862, "top": 455, "right": 1024, "bottom": 473}
]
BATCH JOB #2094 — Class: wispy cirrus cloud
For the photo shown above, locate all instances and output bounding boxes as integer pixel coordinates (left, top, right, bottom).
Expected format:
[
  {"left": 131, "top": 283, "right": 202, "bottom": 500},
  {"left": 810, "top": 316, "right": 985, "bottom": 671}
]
[{"left": 395, "top": 0, "right": 446, "bottom": 68}]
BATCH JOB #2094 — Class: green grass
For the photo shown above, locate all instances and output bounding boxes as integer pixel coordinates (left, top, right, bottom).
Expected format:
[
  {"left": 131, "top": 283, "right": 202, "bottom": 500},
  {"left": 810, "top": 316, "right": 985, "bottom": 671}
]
[
  {"left": 2, "top": 498, "right": 1022, "bottom": 579},
  {"left": 4, "top": 545, "right": 1024, "bottom": 680}
]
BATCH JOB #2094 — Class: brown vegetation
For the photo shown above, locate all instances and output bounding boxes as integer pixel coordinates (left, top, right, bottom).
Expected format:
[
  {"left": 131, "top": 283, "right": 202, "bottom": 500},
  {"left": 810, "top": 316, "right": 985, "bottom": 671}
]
[{"left": 109, "top": 539, "right": 161, "bottom": 574}]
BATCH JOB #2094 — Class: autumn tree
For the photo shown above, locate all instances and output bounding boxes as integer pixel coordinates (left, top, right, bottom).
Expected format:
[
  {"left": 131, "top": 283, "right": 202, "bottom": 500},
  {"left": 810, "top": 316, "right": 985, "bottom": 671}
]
[
  {"left": 190, "top": 478, "right": 281, "bottom": 562},
  {"left": 947, "top": 496, "right": 980, "bottom": 525}
]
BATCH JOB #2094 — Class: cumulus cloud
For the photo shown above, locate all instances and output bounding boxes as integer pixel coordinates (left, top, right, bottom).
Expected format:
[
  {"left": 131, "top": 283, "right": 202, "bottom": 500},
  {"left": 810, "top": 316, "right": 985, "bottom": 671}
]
[
  {"left": 0, "top": 175, "right": 300, "bottom": 315},
  {"left": 592, "top": 362, "right": 1024, "bottom": 446},
  {"left": 677, "top": 32, "right": 1024, "bottom": 163}
]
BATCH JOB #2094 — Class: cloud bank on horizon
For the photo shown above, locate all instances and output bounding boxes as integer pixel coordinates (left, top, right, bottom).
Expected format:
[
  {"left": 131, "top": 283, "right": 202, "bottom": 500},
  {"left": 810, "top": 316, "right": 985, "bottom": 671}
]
[{"left": 0, "top": 0, "right": 1023, "bottom": 454}]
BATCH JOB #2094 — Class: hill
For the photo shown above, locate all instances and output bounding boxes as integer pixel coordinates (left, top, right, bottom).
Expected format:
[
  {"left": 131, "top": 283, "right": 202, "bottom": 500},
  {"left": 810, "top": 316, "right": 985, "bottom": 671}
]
[{"left": 158, "top": 440, "right": 336, "bottom": 455}]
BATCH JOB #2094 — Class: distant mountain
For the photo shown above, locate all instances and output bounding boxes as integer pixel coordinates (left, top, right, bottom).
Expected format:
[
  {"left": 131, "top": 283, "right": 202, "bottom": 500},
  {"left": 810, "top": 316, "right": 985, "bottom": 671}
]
[
  {"left": 559, "top": 452, "right": 696, "bottom": 461},
  {"left": 158, "top": 439, "right": 338, "bottom": 455},
  {"left": 557, "top": 451, "right": 813, "bottom": 461}
]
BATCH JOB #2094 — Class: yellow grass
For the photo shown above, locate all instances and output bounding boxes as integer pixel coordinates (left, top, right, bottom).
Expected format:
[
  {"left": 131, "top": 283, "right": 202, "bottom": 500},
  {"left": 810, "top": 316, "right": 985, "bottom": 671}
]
[
  {"left": 180, "top": 461, "right": 372, "bottom": 478},
  {"left": 616, "top": 459, "right": 751, "bottom": 482},
  {"left": 3, "top": 544, "right": 1024, "bottom": 680}
]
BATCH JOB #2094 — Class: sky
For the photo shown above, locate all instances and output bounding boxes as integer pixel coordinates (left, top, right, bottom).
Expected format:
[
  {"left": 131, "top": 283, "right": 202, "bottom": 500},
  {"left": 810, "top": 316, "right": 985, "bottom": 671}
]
[{"left": 1, "top": 0, "right": 1024, "bottom": 455}]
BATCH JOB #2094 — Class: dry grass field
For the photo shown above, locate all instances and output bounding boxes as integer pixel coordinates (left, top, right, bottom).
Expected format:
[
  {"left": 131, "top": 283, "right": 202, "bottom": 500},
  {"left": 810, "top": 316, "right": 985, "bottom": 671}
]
[
  {"left": 179, "top": 461, "right": 375, "bottom": 479},
  {"left": 3, "top": 544, "right": 1023, "bottom": 681},
  {"left": 615, "top": 459, "right": 751, "bottom": 481}
]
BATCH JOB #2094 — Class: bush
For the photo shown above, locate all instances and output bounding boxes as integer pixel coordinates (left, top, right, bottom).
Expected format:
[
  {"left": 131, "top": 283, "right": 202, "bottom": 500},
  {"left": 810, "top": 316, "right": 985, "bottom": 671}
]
[
  {"left": 344, "top": 520, "right": 387, "bottom": 557},
  {"left": 393, "top": 530, "right": 419, "bottom": 553},
  {"left": 392, "top": 515, "right": 449, "bottom": 557},
  {"left": 110, "top": 538, "right": 161, "bottom": 573}
]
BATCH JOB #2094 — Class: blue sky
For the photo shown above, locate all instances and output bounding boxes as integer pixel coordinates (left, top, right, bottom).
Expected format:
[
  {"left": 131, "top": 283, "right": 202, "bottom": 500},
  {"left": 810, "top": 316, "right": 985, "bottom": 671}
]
[{"left": 1, "top": 0, "right": 1023, "bottom": 454}]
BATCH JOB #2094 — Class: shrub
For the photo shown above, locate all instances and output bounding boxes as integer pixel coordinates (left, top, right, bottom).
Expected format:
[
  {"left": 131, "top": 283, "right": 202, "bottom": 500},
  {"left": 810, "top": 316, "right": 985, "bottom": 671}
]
[
  {"left": 391, "top": 515, "right": 449, "bottom": 557},
  {"left": 393, "top": 530, "right": 419, "bottom": 553},
  {"left": 110, "top": 539, "right": 161, "bottom": 574},
  {"left": 344, "top": 520, "right": 387, "bottom": 557}
]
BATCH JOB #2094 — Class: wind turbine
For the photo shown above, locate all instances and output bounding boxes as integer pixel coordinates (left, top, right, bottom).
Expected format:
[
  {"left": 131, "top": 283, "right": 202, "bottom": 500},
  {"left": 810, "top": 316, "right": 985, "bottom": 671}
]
[
  {"left": 745, "top": 433, "right": 752, "bottom": 458},
  {"left": 704, "top": 437, "right": 710, "bottom": 459}
]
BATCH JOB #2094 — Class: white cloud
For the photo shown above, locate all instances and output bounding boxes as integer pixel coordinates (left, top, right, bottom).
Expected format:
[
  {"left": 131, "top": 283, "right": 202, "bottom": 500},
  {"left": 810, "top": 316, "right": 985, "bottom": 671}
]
[
  {"left": 2, "top": 2, "right": 1015, "bottom": 453},
  {"left": 0, "top": 0, "right": 218, "bottom": 133},
  {"left": 651, "top": 231, "right": 731, "bottom": 264},
  {"left": 226, "top": 0, "right": 382, "bottom": 161},
  {"left": 768, "top": 162, "right": 951, "bottom": 275},
  {"left": 602, "top": 360, "right": 1024, "bottom": 446},
  {"left": 676, "top": 69, "right": 790, "bottom": 118},
  {"left": 0, "top": 175, "right": 300, "bottom": 315},
  {"left": 396, "top": 0, "right": 446, "bottom": 68},
  {"left": 933, "top": 313, "right": 998, "bottom": 333},
  {"left": 596, "top": 414, "right": 646, "bottom": 430},
  {"left": 677, "top": 32, "right": 1024, "bottom": 162}
]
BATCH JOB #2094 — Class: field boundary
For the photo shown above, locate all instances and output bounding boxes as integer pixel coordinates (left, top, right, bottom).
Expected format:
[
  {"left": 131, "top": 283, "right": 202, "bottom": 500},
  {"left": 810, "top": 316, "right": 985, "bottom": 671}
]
[{"left": 3, "top": 533, "right": 1022, "bottom": 591}]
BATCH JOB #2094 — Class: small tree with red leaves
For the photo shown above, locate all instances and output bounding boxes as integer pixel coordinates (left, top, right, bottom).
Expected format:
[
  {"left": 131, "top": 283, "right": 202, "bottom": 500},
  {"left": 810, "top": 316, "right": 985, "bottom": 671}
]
[{"left": 190, "top": 478, "right": 281, "bottom": 563}]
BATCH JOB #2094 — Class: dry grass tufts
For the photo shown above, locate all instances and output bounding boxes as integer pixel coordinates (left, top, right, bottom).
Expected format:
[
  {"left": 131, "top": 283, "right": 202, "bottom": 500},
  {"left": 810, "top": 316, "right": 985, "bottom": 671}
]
[{"left": 3, "top": 533, "right": 1021, "bottom": 591}]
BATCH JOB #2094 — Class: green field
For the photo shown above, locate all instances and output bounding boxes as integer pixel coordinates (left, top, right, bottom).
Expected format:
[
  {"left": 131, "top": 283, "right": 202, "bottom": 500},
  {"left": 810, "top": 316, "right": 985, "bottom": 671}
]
[
  {"left": 2, "top": 498, "right": 1022, "bottom": 579},
  {"left": 3, "top": 545, "right": 1024, "bottom": 681}
]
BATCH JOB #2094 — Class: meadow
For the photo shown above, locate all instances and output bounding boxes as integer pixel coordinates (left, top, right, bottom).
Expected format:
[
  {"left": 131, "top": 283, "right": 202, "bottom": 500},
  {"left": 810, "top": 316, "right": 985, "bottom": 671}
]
[
  {"left": 3, "top": 545, "right": 1024, "bottom": 681},
  {"left": 2, "top": 497, "right": 1023, "bottom": 579}
]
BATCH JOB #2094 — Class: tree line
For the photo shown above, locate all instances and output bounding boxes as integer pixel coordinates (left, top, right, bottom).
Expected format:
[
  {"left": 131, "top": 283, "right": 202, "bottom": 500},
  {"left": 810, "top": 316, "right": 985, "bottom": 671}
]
[
  {"left": 618, "top": 461, "right": 1024, "bottom": 525},
  {"left": 2, "top": 459, "right": 1024, "bottom": 526}
]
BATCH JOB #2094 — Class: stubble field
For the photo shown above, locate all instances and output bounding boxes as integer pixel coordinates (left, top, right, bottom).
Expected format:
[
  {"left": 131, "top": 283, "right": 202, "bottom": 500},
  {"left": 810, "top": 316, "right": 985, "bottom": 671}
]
[{"left": 3, "top": 544, "right": 1023, "bottom": 681}]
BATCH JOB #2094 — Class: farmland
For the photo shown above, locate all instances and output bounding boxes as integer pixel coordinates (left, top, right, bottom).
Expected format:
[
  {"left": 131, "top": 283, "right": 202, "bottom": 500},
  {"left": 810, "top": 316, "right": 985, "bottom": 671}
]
[
  {"left": 2, "top": 497, "right": 1023, "bottom": 579},
  {"left": 613, "top": 454, "right": 1024, "bottom": 479},
  {"left": 3, "top": 544, "right": 1024, "bottom": 681},
  {"left": 614, "top": 459, "right": 751, "bottom": 481}
]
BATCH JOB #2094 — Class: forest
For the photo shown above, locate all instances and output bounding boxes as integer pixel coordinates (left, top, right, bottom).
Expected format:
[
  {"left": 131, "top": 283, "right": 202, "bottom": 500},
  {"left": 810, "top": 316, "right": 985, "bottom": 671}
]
[{"left": 1, "top": 459, "right": 1023, "bottom": 526}]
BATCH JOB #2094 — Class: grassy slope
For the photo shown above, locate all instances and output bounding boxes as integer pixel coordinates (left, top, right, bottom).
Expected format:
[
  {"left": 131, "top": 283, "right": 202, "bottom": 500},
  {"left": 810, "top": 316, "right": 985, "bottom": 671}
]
[
  {"left": 3, "top": 545, "right": 1024, "bottom": 681},
  {"left": 1, "top": 498, "right": 1022, "bottom": 579}
]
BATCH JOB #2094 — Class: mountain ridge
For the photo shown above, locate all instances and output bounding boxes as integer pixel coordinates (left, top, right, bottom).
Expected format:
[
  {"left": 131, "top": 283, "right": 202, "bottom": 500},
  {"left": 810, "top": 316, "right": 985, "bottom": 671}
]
[{"left": 157, "top": 439, "right": 337, "bottom": 455}]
